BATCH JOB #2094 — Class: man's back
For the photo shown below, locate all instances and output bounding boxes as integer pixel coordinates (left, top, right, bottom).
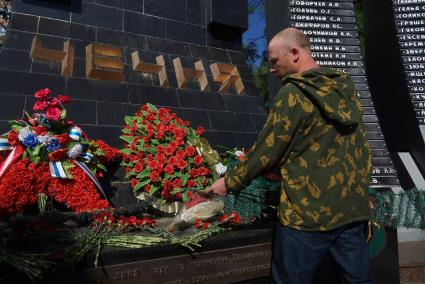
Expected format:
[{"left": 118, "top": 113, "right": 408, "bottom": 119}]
[{"left": 274, "top": 67, "right": 372, "bottom": 231}]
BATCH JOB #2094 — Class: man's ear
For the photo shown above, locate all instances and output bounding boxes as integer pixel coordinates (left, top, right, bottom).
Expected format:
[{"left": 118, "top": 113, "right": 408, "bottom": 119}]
[{"left": 291, "top": 47, "right": 300, "bottom": 62}]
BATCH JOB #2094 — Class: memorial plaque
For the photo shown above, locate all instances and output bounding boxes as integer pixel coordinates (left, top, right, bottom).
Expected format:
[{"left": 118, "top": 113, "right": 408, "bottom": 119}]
[
  {"left": 82, "top": 243, "right": 272, "bottom": 284},
  {"left": 402, "top": 56, "right": 425, "bottom": 63},
  {"left": 311, "top": 52, "right": 363, "bottom": 60},
  {"left": 398, "top": 34, "right": 425, "bottom": 41},
  {"left": 410, "top": 85, "right": 425, "bottom": 92},
  {"left": 289, "top": 7, "right": 355, "bottom": 16},
  {"left": 288, "top": 1, "right": 354, "bottom": 10},
  {"left": 287, "top": 0, "right": 400, "bottom": 188},
  {"left": 309, "top": 36, "right": 360, "bottom": 45},
  {"left": 403, "top": 62, "right": 425, "bottom": 70},
  {"left": 397, "top": 26, "right": 425, "bottom": 34},
  {"left": 310, "top": 44, "right": 360, "bottom": 52},
  {"left": 393, "top": 0, "right": 425, "bottom": 124},
  {"left": 290, "top": 14, "right": 357, "bottom": 23},
  {"left": 372, "top": 157, "right": 395, "bottom": 166},
  {"left": 340, "top": 68, "right": 365, "bottom": 76},
  {"left": 292, "top": 21, "right": 358, "bottom": 31},
  {"left": 411, "top": 93, "right": 425, "bottom": 100}
]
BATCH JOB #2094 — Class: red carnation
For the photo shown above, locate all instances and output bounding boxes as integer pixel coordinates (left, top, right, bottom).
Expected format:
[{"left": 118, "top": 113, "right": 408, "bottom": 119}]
[
  {"left": 186, "top": 146, "right": 196, "bottom": 157},
  {"left": 195, "top": 126, "right": 205, "bottom": 136},
  {"left": 47, "top": 97, "right": 60, "bottom": 107},
  {"left": 55, "top": 133, "right": 71, "bottom": 145},
  {"left": 167, "top": 156, "right": 178, "bottom": 166},
  {"left": 58, "top": 95, "right": 71, "bottom": 104},
  {"left": 134, "top": 162, "right": 144, "bottom": 173},
  {"left": 33, "top": 100, "right": 48, "bottom": 111},
  {"left": 186, "top": 179, "right": 196, "bottom": 187},
  {"left": 194, "top": 155, "right": 203, "bottom": 165},
  {"left": 176, "top": 159, "right": 187, "bottom": 170},
  {"left": 48, "top": 148, "right": 66, "bottom": 161},
  {"left": 7, "top": 130, "right": 19, "bottom": 146},
  {"left": 45, "top": 107, "right": 61, "bottom": 121},
  {"left": 164, "top": 165, "right": 174, "bottom": 174},
  {"left": 32, "top": 125, "right": 47, "bottom": 135},
  {"left": 144, "top": 184, "right": 151, "bottom": 193},
  {"left": 149, "top": 171, "right": 160, "bottom": 182},
  {"left": 34, "top": 88, "right": 51, "bottom": 100},
  {"left": 172, "top": 178, "right": 182, "bottom": 189}
]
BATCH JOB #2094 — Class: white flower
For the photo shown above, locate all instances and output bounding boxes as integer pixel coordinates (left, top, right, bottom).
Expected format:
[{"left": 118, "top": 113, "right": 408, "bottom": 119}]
[
  {"left": 68, "top": 143, "right": 83, "bottom": 159},
  {"left": 18, "top": 127, "right": 32, "bottom": 142},
  {"left": 235, "top": 150, "right": 244, "bottom": 157},
  {"left": 214, "top": 162, "right": 228, "bottom": 175},
  {"left": 37, "top": 134, "right": 51, "bottom": 145}
]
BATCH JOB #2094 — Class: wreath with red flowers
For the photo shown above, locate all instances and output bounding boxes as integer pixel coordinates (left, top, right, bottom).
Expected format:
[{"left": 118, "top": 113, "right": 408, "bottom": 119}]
[
  {"left": 0, "top": 88, "right": 122, "bottom": 216},
  {"left": 120, "top": 103, "right": 216, "bottom": 203}
]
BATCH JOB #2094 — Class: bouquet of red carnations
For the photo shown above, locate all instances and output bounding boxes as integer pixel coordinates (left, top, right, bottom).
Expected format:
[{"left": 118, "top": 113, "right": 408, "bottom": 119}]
[
  {"left": 120, "top": 103, "right": 220, "bottom": 204},
  {"left": 0, "top": 88, "right": 122, "bottom": 216}
]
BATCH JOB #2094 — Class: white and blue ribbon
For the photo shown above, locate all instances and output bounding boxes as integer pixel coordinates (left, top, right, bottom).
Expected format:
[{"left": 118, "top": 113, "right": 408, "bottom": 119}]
[
  {"left": 74, "top": 160, "right": 107, "bottom": 199},
  {"left": 49, "top": 161, "right": 68, "bottom": 179},
  {"left": 0, "top": 138, "right": 12, "bottom": 151},
  {"left": 69, "top": 127, "right": 82, "bottom": 141},
  {"left": 80, "top": 152, "right": 94, "bottom": 163}
]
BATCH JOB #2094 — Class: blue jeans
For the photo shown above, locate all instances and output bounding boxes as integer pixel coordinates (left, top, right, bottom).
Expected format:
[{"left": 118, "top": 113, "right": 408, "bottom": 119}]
[{"left": 270, "top": 222, "right": 375, "bottom": 284}]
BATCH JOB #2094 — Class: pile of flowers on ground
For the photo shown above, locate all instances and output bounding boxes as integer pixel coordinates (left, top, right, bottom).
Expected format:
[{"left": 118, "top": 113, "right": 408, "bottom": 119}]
[
  {"left": 120, "top": 103, "right": 218, "bottom": 203},
  {"left": 0, "top": 88, "right": 121, "bottom": 216}
]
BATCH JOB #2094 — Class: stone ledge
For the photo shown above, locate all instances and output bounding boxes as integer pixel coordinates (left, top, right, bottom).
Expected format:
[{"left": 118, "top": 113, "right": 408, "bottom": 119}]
[{"left": 399, "top": 241, "right": 425, "bottom": 284}]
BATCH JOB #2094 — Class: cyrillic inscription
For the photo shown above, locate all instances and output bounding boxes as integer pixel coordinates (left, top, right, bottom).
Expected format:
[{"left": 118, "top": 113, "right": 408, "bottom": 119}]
[
  {"left": 289, "top": 7, "right": 355, "bottom": 16},
  {"left": 289, "top": 0, "right": 354, "bottom": 9},
  {"left": 290, "top": 14, "right": 356, "bottom": 23},
  {"left": 83, "top": 244, "right": 272, "bottom": 284},
  {"left": 292, "top": 21, "right": 357, "bottom": 31}
]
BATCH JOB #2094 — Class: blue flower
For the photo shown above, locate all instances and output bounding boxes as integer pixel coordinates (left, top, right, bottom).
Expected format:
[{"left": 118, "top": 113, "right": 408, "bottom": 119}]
[
  {"left": 22, "top": 133, "right": 39, "bottom": 149},
  {"left": 46, "top": 137, "right": 61, "bottom": 152}
]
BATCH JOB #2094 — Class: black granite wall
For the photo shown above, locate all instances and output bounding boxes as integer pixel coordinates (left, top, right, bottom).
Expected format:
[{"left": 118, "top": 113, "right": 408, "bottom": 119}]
[
  {"left": 266, "top": 0, "right": 400, "bottom": 188},
  {"left": 0, "top": 0, "right": 265, "bottom": 151}
]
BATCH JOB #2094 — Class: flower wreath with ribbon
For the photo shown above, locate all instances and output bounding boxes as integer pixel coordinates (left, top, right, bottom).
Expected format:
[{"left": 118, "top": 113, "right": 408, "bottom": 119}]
[{"left": 0, "top": 88, "right": 122, "bottom": 216}]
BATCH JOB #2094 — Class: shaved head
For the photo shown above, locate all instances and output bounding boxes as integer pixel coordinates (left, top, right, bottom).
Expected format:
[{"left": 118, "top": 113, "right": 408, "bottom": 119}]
[
  {"left": 267, "top": 28, "right": 318, "bottom": 78},
  {"left": 270, "top": 28, "right": 311, "bottom": 52}
]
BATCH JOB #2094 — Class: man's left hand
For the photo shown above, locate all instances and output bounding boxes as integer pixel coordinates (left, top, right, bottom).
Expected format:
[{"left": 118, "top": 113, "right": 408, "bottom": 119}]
[{"left": 205, "top": 177, "right": 227, "bottom": 196}]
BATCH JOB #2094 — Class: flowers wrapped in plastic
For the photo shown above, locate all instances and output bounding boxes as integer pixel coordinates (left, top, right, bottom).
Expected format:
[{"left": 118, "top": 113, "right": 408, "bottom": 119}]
[{"left": 0, "top": 88, "right": 122, "bottom": 216}]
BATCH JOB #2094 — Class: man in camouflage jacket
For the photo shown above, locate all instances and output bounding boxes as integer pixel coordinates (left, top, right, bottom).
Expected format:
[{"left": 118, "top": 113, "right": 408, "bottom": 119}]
[{"left": 206, "top": 28, "right": 375, "bottom": 283}]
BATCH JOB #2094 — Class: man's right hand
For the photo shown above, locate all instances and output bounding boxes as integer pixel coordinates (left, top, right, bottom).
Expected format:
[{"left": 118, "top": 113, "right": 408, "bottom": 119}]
[{"left": 205, "top": 177, "right": 227, "bottom": 196}]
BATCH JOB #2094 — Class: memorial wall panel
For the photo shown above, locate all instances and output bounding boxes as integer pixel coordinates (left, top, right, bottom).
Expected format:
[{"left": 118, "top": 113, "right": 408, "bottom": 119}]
[
  {"left": 288, "top": 0, "right": 400, "bottom": 187},
  {"left": 393, "top": 0, "right": 425, "bottom": 126}
]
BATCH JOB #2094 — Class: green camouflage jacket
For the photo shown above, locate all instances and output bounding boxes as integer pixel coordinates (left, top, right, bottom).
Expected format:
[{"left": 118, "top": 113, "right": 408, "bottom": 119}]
[{"left": 225, "top": 67, "right": 372, "bottom": 231}]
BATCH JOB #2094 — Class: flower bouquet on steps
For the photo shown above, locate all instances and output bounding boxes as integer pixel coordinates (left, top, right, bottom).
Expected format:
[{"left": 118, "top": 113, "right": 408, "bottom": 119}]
[{"left": 0, "top": 88, "right": 122, "bottom": 217}]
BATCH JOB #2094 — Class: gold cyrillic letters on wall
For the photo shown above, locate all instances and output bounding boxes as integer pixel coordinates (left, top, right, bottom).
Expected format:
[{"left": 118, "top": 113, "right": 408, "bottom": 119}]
[
  {"left": 30, "top": 36, "right": 74, "bottom": 77},
  {"left": 30, "top": 36, "right": 245, "bottom": 94},
  {"left": 132, "top": 52, "right": 168, "bottom": 87},
  {"left": 86, "top": 43, "right": 124, "bottom": 82},
  {"left": 210, "top": 63, "right": 244, "bottom": 95},
  {"left": 173, "top": 58, "right": 209, "bottom": 91}
]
